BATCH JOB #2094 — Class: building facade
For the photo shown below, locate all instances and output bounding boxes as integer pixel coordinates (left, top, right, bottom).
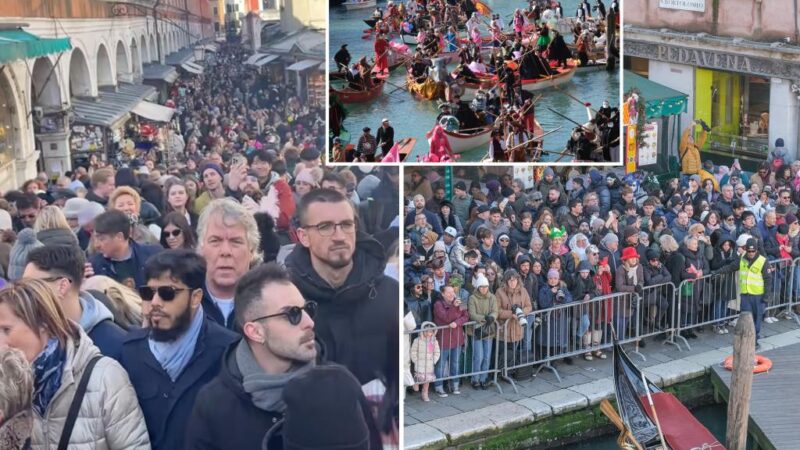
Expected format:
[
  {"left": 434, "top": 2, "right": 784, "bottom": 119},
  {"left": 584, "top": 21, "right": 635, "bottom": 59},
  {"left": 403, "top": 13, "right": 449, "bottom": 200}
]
[
  {"left": 0, "top": 0, "right": 213, "bottom": 190},
  {"left": 625, "top": 0, "right": 800, "bottom": 166}
]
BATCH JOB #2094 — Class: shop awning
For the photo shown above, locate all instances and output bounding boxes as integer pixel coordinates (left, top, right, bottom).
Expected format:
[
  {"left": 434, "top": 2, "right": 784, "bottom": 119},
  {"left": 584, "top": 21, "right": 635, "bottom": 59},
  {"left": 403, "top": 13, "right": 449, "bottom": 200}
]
[
  {"left": 0, "top": 28, "right": 71, "bottom": 64},
  {"left": 132, "top": 100, "right": 175, "bottom": 122},
  {"left": 165, "top": 47, "right": 195, "bottom": 65},
  {"left": 181, "top": 62, "right": 204, "bottom": 75},
  {"left": 200, "top": 44, "right": 218, "bottom": 52},
  {"left": 244, "top": 53, "right": 263, "bottom": 65},
  {"left": 286, "top": 59, "right": 320, "bottom": 72},
  {"left": 623, "top": 70, "right": 688, "bottom": 119},
  {"left": 71, "top": 83, "right": 157, "bottom": 127},
  {"left": 142, "top": 63, "right": 178, "bottom": 83},
  {"left": 253, "top": 54, "right": 279, "bottom": 67}
]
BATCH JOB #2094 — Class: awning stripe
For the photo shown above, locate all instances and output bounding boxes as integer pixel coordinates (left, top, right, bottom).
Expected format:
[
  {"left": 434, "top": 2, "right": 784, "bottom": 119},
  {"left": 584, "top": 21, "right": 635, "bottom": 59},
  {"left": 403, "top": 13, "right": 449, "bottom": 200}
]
[
  {"left": 132, "top": 100, "right": 175, "bottom": 122},
  {"left": 0, "top": 29, "right": 71, "bottom": 64}
]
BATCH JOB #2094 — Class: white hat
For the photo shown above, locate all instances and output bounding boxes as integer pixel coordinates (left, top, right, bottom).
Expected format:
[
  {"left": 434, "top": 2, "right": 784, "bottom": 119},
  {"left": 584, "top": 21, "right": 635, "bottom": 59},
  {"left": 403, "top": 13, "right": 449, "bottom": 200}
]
[
  {"left": 736, "top": 234, "right": 752, "bottom": 248},
  {"left": 474, "top": 274, "right": 489, "bottom": 288},
  {"left": 444, "top": 226, "right": 457, "bottom": 237},
  {"left": 382, "top": 118, "right": 389, "bottom": 123},
  {"left": 0, "top": 209, "right": 11, "bottom": 231}
]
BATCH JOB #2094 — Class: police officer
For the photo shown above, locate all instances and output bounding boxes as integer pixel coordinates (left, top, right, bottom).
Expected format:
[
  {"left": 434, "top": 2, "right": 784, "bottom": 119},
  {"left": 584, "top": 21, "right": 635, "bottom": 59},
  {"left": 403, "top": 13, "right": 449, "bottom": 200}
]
[{"left": 716, "top": 238, "right": 772, "bottom": 349}]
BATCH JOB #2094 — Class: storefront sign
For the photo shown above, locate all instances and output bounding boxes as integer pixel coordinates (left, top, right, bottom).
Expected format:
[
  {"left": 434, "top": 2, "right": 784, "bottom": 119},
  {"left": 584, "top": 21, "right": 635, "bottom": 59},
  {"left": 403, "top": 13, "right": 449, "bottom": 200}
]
[
  {"left": 625, "top": 40, "right": 800, "bottom": 80},
  {"left": 626, "top": 125, "right": 638, "bottom": 174},
  {"left": 638, "top": 121, "right": 659, "bottom": 166},
  {"left": 659, "top": 0, "right": 704, "bottom": 12}
]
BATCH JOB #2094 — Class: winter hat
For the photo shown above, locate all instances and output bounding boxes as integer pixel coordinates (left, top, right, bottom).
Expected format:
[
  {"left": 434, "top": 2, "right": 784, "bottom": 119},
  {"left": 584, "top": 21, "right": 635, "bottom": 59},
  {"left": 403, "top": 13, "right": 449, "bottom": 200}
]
[
  {"left": 473, "top": 274, "right": 489, "bottom": 288},
  {"left": 300, "top": 147, "right": 321, "bottom": 161},
  {"left": 200, "top": 162, "right": 224, "bottom": 180},
  {"left": 444, "top": 226, "right": 458, "bottom": 237},
  {"left": 433, "top": 241, "right": 446, "bottom": 252},
  {"left": 776, "top": 138, "right": 785, "bottom": 148},
  {"left": 502, "top": 268, "right": 520, "bottom": 282},
  {"left": 689, "top": 174, "right": 701, "bottom": 184},
  {"left": 0, "top": 209, "right": 11, "bottom": 231},
  {"left": 645, "top": 248, "right": 661, "bottom": 261},
  {"left": 486, "top": 179, "right": 500, "bottom": 191},
  {"left": 623, "top": 225, "right": 638, "bottom": 240},
  {"left": 262, "top": 365, "right": 376, "bottom": 450},
  {"left": 8, "top": 229, "right": 44, "bottom": 280},
  {"left": 530, "top": 191, "right": 543, "bottom": 201},
  {"left": 78, "top": 201, "right": 106, "bottom": 228},
  {"left": 454, "top": 181, "right": 467, "bottom": 191},
  {"left": 543, "top": 167, "right": 555, "bottom": 178},
  {"left": 621, "top": 247, "right": 639, "bottom": 261},
  {"left": 601, "top": 232, "right": 619, "bottom": 246},
  {"left": 516, "top": 254, "right": 531, "bottom": 267},
  {"left": 295, "top": 169, "right": 318, "bottom": 187},
  {"left": 547, "top": 269, "right": 560, "bottom": 279},
  {"left": 62, "top": 197, "right": 89, "bottom": 220},
  {"left": 501, "top": 186, "right": 514, "bottom": 198},
  {"left": 778, "top": 224, "right": 789, "bottom": 235},
  {"left": 420, "top": 321, "right": 437, "bottom": 331},
  {"left": 577, "top": 260, "right": 592, "bottom": 273}
]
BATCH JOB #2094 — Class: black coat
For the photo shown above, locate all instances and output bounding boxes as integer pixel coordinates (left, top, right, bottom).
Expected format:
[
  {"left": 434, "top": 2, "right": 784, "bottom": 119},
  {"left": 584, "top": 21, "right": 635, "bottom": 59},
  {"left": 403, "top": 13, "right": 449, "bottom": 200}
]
[
  {"left": 120, "top": 315, "right": 238, "bottom": 450},
  {"left": 285, "top": 233, "right": 398, "bottom": 384},
  {"left": 185, "top": 342, "right": 283, "bottom": 450}
]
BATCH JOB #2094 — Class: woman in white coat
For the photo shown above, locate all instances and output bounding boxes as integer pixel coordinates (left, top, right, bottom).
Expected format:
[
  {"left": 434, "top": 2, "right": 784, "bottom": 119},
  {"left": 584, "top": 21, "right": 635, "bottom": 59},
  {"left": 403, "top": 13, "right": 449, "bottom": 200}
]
[{"left": 0, "top": 278, "right": 150, "bottom": 450}]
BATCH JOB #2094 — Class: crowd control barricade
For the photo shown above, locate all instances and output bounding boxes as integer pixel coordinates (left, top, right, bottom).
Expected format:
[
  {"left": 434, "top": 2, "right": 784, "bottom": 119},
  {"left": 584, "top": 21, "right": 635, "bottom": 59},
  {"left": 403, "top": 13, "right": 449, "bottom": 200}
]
[
  {"left": 406, "top": 320, "right": 503, "bottom": 394},
  {"left": 791, "top": 257, "right": 800, "bottom": 325},
  {"left": 765, "top": 258, "right": 800, "bottom": 326},
  {"left": 636, "top": 281, "right": 681, "bottom": 351},
  {"left": 674, "top": 271, "right": 739, "bottom": 351}
]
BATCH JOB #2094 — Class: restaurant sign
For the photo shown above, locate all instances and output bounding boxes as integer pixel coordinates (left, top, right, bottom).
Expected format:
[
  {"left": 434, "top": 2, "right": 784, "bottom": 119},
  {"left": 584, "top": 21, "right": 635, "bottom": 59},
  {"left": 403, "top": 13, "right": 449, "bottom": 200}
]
[{"left": 659, "top": 0, "right": 705, "bottom": 12}]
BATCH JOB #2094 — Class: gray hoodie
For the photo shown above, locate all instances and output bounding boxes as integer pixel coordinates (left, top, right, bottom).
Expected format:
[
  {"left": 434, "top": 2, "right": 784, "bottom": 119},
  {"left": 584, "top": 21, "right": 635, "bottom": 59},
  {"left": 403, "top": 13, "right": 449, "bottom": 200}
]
[{"left": 78, "top": 291, "right": 115, "bottom": 333}]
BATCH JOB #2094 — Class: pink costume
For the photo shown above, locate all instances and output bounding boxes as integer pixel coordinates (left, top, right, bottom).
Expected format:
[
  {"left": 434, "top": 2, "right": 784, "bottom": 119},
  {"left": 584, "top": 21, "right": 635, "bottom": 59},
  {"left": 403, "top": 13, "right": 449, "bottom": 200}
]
[
  {"left": 514, "top": 14, "right": 525, "bottom": 34},
  {"left": 471, "top": 27, "right": 482, "bottom": 45},
  {"left": 424, "top": 125, "right": 455, "bottom": 162},
  {"left": 381, "top": 142, "right": 401, "bottom": 162}
]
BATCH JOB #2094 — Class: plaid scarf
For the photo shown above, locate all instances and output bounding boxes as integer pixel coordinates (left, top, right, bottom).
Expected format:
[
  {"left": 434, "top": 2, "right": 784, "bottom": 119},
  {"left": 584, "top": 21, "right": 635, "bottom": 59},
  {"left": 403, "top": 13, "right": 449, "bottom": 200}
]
[{"left": 31, "top": 338, "right": 66, "bottom": 417}]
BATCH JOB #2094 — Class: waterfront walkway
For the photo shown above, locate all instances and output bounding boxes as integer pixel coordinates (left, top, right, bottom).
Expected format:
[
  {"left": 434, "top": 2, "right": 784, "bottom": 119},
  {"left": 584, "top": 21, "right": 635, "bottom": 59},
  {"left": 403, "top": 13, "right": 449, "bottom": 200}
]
[
  {"left": 405, "top": 319, "right": 800, "bottom": 449},
  {"left": 711, "top": 342, "right": 800, "bottom": 450}
]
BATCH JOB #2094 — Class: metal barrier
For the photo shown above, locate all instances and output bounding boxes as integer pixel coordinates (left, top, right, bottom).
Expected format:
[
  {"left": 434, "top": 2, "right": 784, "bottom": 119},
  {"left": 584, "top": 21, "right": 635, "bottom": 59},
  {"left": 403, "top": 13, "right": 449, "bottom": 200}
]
[
  {"left": 406, "top": 320, "right": 503, "bottom": 395},
  {"left": 406, "top": 259, "right": 800, "bottom": 396}
]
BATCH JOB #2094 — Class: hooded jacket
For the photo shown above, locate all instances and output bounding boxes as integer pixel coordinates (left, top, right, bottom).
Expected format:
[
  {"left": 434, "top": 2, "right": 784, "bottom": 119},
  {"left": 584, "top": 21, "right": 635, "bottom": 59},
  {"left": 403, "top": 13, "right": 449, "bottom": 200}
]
[
  {"left": 36, "top": 228, "right": 80, "bottom": 249},
  {"left": 285, "top": 232, "right": 398, "bottom": 385},
  {"left": 184, "top": 341, "right": 284, "bottom": 450},
  {"left": 466, "top": 289, "right": 498, "bottom": 338},
  {"left": 589, "top": 170, "right": 611, "bottom": 216},
  {"left": 510, "top": 221, "right": 535, "bottom": 250},
  {"left": 496, "top": 282, "right": 532, "bottom": 343},
  {"left": 78, "top": 291, "right": 127, "bottom": 361},
  {"left": 31, "top": 328, "right": 150, "bottom": 450}
]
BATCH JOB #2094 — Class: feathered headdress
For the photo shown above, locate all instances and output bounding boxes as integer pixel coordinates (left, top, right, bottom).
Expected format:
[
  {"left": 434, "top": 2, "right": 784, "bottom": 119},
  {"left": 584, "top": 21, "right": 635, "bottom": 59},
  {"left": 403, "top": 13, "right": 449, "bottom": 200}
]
[{"left": 549, "top": 226, "right": 567, "bottom": 240}]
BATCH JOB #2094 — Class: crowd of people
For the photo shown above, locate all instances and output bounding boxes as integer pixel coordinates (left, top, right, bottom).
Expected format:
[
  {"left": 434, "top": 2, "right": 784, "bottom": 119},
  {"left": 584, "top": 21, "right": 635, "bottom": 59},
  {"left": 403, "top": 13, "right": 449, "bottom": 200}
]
[
  {"left": 0, "top": 44, "right": 399, "bottom": 450},
  {"left": 403, "top": 163, "right": 800, "bottom": 398}
]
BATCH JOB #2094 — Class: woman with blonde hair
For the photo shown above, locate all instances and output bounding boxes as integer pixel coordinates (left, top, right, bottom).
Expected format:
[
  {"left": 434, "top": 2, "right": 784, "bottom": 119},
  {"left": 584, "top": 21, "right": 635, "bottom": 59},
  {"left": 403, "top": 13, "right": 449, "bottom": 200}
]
[
  {"left": 0, "top": 347, "right": 34, "bottom": 449},
  {"left": 81, "top": 275, "right": 143, "bottom": 330},
  {"left": 0, "top": 278, "right": 150, "bottom": 449},
  {"left": 108, "top": 186, "right": 160, "bottom": 245},
  {"left": 33, "top": 205, "right": 80, "bottom": 248}
]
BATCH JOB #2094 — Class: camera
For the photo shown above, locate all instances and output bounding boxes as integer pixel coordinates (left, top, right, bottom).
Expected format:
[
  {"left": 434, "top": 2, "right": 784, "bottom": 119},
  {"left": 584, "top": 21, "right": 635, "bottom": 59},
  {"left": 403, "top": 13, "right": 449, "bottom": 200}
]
[
  {"left": 512, "top": 304, "right": 528, "bottom": 327},
  {"left": 556, "top": 290, "right": 566, "bottom": 301}
]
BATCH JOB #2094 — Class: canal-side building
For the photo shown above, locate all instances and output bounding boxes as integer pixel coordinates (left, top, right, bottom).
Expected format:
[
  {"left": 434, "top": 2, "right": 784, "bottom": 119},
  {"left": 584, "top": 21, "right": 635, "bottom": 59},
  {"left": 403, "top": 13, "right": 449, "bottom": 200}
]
[
  {"left": 624, "top": 0, "right": 800, "bottom": 168},
  {"left": 0, "top": 0, "right": 213, "bottom": 190}
]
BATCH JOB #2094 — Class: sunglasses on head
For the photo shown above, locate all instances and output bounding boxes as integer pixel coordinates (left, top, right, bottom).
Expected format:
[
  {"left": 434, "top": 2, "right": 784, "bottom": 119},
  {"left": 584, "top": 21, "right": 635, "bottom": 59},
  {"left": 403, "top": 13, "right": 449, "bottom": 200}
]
[
  {"left": 138, "top": 286, "right": 193, "bottom": 301},
  {"left": 165, "top": 229, "right": 182, "bottom": 238},
  {"left": 251, "top": 301, "right": 318, "bottom": 326}
]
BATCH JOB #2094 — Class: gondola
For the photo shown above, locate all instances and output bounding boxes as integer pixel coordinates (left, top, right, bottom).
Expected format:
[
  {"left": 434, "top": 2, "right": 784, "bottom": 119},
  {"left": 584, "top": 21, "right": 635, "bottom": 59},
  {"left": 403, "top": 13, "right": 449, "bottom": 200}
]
[
  {"left": 330, "top": 59, "right": 405, "bottom": 81},
  {"left": 607, "top": 341, "right": 725, "bottom": 450},
  {"left": 329, "top": 79, "right": 385, "bottom": 104},
  {"left": 459, "top": 64, "right": 577, "bottom": 101},
  {"left": 341, "top": 0, "right": 376, "bottom": 11},
  {"left": 425, "top": 124, "right": 493, "bottom": 154}
]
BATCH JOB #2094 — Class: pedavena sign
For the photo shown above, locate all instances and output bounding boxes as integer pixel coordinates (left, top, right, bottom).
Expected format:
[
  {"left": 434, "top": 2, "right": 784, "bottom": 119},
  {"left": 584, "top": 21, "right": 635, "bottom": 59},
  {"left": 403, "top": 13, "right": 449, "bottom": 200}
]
[{"left": 659, "top": 0, "right": 705, "bottom": 12}]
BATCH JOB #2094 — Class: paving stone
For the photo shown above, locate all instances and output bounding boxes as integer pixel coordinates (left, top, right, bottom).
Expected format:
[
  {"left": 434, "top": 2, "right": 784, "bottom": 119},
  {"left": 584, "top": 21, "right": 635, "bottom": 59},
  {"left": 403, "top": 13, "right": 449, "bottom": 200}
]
[
  {"left": 682, "top": 348, "right": 730, "bottom": 371},
  {"left": 534, "top": 389, "right": 589, "bottom": 414},
  {"left": 568, "top": 378, "right": 615, "bottom": 405},
  {"left": 642, "top": 358, "right": 705, "bottom": 386},
  {"left": 427, "top": 409, "right": 497, "bottom": 441},
  {"left": 413, "top": 404, "right": 464, "bottom": 422},
  {"left": 762, "top": 331, "right": 800, "bottom": 347},
  {"left": 404, "top": 423, "right": 448, "bottom": 450},
  {"left": 515, "top": 396, "right": 553, "bottom": 419},
  {"left": 481, "top": 402, "right": 535, "bottom": 428}
]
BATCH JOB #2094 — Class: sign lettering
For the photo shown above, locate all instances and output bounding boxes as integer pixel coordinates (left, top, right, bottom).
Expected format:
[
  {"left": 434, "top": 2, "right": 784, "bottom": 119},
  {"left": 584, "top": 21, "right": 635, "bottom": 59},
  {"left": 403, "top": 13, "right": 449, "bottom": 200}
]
[{"left": 659, "top": 0, "right": 705, "bottom": 12}]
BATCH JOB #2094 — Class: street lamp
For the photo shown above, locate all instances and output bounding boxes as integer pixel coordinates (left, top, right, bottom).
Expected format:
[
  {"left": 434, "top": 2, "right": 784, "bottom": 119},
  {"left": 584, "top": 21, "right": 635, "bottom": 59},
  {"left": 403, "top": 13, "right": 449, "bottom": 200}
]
[{"left": 193, "top": 45, "right": 205, "bottom": 62}]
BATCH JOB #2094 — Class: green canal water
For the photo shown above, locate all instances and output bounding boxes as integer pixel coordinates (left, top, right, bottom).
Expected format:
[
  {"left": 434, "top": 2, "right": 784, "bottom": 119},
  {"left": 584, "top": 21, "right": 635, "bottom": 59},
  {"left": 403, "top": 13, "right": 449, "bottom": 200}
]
[{"left": 552, "top": 403, "right": 754, "bottom": 450}]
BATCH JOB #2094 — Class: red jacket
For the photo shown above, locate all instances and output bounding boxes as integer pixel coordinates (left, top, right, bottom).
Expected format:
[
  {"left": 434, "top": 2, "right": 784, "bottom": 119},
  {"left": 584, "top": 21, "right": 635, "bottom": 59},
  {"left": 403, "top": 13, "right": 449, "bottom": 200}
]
[{"left": 433, "top": 300, "right": 469, "bottom": 350}]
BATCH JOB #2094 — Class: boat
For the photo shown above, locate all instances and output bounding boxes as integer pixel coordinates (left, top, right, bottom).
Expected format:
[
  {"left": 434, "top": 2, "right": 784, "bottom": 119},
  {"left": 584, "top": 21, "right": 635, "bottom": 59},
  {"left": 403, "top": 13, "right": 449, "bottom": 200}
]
[
  {"left": 341, "top": 0, "right": 376, "bottom": 11},
  {"left": 426, "top": 125, "right": 493, "bottom": 154},
  {"left": 330, "top": 59, "right": 406, "bottom": 81},
  {"left": 459, "top": 64, "right": 577, "bottom": 101},
  {"left": 606, "top": 340, "right": 725, "bottom": 450},
  {"left": 329, "top": 79, "right": 385, "bottom": 103},
  {"left": 406, "top": 74, "right": 446, "bottom": 100}
]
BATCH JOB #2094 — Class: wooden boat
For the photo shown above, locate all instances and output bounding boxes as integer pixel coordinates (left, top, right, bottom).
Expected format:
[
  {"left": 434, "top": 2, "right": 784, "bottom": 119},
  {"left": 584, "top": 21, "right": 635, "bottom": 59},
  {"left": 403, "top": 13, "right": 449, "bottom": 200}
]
[
  {"left": 329, "top": 79, "right": 385, "bottom": 103},
  {"left": 426, "top": 125, "right": 493, "bottom": 154},
  {"left": 341, "top": 0, "right": 376, "bottom": 11},
  {"left": 396, "top": 137, "right": 417, "bottom": 161},
  {"left": 330, "top": 59, "right": 405, "bottom": 81},
  {"left": 607, "top": 341, "right": 725, "bottom": 450},
  {"left": 460, "top": 65, "right": 577, "bottom": 101}
]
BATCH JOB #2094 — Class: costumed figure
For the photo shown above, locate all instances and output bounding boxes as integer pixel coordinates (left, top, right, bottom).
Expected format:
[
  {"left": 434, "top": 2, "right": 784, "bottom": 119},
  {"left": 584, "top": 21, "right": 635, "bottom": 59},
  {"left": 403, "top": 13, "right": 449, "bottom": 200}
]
[{"left": 425, "top": 124, "right": 458, "bottom": 162}]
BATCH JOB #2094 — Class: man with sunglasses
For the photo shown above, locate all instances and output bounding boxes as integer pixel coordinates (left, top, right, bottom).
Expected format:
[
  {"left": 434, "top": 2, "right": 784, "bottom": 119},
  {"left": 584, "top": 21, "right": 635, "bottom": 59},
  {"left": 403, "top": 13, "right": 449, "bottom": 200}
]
[
  {"left": 714, "top": 237, "right": 773, "bottom": 349},
  {"left": 24, "top": 245, "right": 127, "bottom": 360},
  {"left": 287, "top": 188, "right": 398, "bottom": 385},
  {"left": 186, "top": 263, "right": 320, "bottom": 449},
  {"left": 120, "top": 250, "right": 238, "bottom": 450}
]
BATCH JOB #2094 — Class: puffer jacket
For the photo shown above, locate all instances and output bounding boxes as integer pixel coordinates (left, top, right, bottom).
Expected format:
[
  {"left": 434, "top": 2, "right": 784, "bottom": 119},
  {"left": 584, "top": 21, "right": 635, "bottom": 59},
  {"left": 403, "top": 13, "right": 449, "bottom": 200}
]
[
  {"left": 31, "top": 328, "right": 150, "bottom": 450},
  {"left": 466, "top": 290, "right": 499, "bottom": 338},
  {"left": 496, "top": 283, "right": 532, "bottom": 343},
  {"left": 679, "top": 126, "right": 704, "bottom": 175}
]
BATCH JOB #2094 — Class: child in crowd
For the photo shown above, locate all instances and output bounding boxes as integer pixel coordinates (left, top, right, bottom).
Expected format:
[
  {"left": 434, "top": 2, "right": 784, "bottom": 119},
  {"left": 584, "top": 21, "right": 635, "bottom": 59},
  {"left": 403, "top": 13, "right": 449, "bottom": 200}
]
[{"left": 410, "top": 321, "right": 440, "bottom": 401}]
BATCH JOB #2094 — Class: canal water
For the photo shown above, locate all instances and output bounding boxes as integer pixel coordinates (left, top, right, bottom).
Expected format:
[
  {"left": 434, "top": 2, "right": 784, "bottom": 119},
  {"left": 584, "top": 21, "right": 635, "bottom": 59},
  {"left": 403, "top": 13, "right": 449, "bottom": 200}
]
[
  {"left": 329, "top": 0, "right": 619, "bottom": 161},
  {"left": 551, "top": 402, "right": 755, "bottom": 450}
]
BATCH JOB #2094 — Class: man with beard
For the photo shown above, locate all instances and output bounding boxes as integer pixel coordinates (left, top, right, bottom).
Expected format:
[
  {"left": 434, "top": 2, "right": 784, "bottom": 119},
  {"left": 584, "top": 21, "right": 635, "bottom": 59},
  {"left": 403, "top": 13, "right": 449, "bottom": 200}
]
[
  {"left": 120, "top": 250, "right": 238, "bottom": 450},
  {"left": 186, "top": 263, "right": 320, "bottom": 449},
  {"left": 286, "top": 189, "right": 398, "bottom": 385},
  {"left": 198, "top": 199, "right": 261, "bottom": 330},
  {"left": 405, "top": 193, "right": 444, "bottom": 235}
]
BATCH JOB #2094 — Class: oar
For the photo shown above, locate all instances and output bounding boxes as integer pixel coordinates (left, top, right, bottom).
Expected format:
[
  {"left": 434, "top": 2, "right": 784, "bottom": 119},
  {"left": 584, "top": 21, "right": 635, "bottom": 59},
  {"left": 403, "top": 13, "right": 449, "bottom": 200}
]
[
  {"left": 599, "top": 400, "right": 644, "bottom": 450},
  {"left": 642, "top": 372, "right": 668, "bottom": 450},
  {"left": 546, "top": 106, "right": 591, "bottom": 132}
]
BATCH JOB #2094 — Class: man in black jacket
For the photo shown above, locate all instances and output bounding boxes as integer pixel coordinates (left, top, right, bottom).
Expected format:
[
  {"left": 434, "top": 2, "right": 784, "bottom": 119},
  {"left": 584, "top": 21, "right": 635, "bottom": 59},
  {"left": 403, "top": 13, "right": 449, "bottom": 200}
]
[
  {"left": 286, "top": 188, "right": 398, "bottom": 385},
  {"left": 186, "top": 263, "right": 319, "bottom": 450},
  {"left": 375, "top": 118, "right": 395, "bottom": 158}
]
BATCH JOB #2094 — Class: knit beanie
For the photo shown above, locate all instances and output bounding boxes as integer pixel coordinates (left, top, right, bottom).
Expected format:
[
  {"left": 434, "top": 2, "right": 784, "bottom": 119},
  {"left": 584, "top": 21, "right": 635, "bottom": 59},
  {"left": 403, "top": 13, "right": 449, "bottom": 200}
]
[{"left": 8, "top": 229, "right": 44, "bottom": 280}]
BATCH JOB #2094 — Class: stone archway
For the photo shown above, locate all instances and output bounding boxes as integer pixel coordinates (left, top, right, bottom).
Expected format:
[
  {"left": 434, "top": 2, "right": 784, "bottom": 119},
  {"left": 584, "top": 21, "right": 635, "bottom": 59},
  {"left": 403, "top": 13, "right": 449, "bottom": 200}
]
[
  {"left": 130, "top": 38, "right": 141, "bottom": 75},
  {"left": 68, "top": 47, "right": 92, "bottom": 97},
  {"left": 96, "top": 43, "right": 114, "bottom": 87},
  {"left": 140, "top": 35, "right": 149, "bottom": 63},
  {"left": 0, "top": 69, "right": 21, "bottom": 166},
  {"left": 31, "top": 57, "right": 62, "bottom": 109},
  {"left": 150, "top": 34, "right": 158, "bottom": 62},
  {"left": 115, "top": 40, "right": 131, "bottom": 82}
]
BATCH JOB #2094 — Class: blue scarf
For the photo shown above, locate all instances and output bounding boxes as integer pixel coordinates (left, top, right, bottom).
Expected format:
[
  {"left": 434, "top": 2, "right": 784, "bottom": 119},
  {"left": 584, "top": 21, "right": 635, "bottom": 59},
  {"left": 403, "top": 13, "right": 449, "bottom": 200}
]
[
  {"left": 148, "top": 306, "right": 205, "bottom": 381},
  {"left": 32, "top": 338, "right": 66, "bottom": 417}
]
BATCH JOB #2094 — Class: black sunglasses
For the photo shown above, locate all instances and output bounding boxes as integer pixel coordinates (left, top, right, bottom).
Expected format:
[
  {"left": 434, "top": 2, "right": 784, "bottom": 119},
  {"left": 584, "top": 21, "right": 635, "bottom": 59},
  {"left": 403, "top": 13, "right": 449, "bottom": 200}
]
[
  {"left": 251, "top": 301, "right": 318, "bottom": 326},
  {"left": 165, "top": 229, "right": 182, "bottom": 238},
  {"left": 139, "top": 286, "right": 193, "bottom": 301}
]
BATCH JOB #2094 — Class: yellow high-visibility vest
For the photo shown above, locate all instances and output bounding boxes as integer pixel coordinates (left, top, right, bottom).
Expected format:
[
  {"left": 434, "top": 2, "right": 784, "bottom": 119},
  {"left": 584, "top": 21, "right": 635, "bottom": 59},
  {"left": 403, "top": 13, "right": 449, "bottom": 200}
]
[{"left": 739, "top": 255, "right": 766, "bottom": 295}]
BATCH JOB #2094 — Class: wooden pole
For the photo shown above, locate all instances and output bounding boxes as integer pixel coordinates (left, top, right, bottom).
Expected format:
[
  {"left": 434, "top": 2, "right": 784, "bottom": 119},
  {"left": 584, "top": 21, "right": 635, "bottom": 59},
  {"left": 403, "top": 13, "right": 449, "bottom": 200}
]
[{"left": 726, "top": 311, "right": 755, "bottom": 450}]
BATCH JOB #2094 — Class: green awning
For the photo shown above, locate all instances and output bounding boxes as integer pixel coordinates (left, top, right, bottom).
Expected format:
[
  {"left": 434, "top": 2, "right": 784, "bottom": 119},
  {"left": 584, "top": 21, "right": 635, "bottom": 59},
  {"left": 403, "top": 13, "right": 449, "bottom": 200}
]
[
  {"left": 623, "top": 70, "right": 688, "bottom": 119},
  {"left": 0, "top": 29, "right": 71, "bottom": 65}
]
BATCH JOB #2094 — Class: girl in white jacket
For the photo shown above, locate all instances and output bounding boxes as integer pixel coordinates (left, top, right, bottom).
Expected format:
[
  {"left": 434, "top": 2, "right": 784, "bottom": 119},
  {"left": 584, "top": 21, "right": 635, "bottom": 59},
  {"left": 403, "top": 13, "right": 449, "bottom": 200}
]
[{"left": 409, "top": 321, "right": 440, "bottom": 402}]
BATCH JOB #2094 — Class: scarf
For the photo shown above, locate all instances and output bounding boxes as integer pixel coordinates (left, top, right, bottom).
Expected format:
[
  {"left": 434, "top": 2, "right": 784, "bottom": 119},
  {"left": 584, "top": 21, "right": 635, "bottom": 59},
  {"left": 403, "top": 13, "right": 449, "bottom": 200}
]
[
  {"left": 31, "top": 338, "right": 66, "bottom": 417},
  {"left": 236, "top": 339, "right": 315, "bottom": 413},
  {"left": 148, "top": 305, "right": 205, "bottom": 381}
]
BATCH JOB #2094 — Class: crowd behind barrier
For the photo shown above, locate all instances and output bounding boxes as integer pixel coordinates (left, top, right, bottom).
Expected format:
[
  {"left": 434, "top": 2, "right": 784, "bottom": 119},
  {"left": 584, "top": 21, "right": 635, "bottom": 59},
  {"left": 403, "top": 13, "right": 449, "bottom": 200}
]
[{"left": 405, "top": 258, "right": 800, "bottom": 394}]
